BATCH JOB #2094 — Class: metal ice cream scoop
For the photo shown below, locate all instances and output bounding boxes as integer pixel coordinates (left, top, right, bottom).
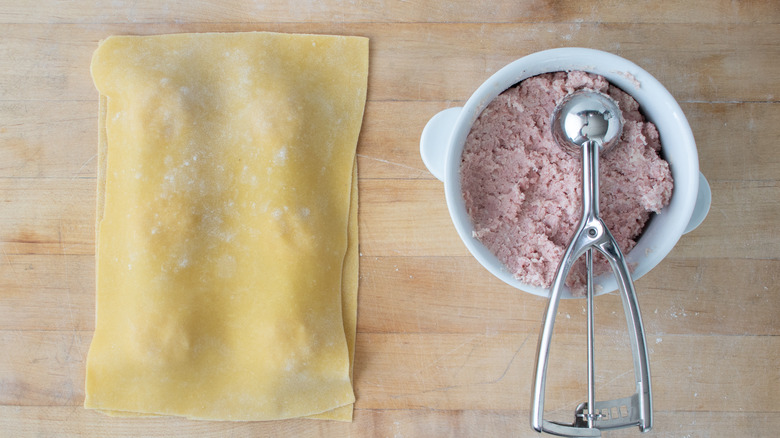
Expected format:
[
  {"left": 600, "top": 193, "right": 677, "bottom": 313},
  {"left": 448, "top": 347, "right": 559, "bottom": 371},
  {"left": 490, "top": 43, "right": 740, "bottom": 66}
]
[
  {"left": 530, "top": 90, "right": 653, "bottom": 437},
  {"left": 552, "top": 90, "right": 623, "bottom": 154}
]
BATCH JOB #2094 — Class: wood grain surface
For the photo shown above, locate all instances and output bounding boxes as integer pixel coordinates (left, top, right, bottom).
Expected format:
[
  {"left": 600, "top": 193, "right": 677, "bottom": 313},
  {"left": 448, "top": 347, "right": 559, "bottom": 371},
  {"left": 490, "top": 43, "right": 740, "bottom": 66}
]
[{"left": 0, "top": 1, "right": 778, "bottom": 436}]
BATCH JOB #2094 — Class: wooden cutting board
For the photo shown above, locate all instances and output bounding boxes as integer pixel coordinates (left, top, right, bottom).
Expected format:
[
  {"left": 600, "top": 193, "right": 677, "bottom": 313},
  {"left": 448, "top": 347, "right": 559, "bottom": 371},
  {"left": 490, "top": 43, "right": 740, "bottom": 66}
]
[{"left": 0, "top": 1, "right": 778, "bottom": 436}]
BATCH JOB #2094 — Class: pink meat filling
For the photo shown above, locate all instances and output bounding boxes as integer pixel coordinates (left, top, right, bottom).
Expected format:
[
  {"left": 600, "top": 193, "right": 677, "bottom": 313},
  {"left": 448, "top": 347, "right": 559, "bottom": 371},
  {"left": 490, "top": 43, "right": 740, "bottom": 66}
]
[{"left": 460, "top": 71, "right": 673, "bottom": 294}]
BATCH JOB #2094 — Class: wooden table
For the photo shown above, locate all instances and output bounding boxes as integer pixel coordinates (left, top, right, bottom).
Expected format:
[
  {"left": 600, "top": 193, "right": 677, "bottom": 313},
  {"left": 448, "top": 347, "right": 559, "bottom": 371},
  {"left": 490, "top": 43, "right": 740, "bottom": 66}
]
[{"left": 1, "top": 1, "right": 777, "bottom": 436}]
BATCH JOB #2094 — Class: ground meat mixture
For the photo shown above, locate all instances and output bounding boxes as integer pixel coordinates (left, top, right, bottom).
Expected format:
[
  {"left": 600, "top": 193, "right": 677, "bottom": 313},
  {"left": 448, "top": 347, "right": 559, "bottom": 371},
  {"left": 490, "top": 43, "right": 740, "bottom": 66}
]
[{"left": 460, "top": 71, "right": 673, "bottom": 293}]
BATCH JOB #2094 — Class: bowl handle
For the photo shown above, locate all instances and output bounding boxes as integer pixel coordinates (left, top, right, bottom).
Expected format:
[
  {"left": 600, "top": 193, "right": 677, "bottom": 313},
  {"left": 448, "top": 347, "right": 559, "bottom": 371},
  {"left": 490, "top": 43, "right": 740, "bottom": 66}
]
[
  {"left": 684, "top": 172, "right": 711, "bottom": 234},
  {"left": 420, "top": 107, "right": 462, "bottom": 182}
]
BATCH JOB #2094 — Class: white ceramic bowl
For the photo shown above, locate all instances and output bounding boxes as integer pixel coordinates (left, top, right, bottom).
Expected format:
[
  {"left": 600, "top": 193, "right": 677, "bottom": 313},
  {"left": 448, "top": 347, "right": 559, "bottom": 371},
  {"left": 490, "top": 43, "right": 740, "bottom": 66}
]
[{"left": 420, "top": 48, "right": 711, "bottom": 298}]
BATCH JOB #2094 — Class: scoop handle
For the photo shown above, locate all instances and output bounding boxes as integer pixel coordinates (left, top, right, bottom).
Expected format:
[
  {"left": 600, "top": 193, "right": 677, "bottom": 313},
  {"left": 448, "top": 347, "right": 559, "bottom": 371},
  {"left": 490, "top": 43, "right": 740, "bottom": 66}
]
[{"left": 420, "top": 107, "right": 462, "bottom": 181}]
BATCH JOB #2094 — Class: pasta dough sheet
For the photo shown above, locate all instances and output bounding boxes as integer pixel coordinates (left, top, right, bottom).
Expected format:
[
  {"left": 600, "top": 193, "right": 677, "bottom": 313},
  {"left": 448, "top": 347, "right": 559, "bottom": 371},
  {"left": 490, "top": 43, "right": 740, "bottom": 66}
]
[{"left": 85, "top": 32, "right": 368, "bottom": 421}]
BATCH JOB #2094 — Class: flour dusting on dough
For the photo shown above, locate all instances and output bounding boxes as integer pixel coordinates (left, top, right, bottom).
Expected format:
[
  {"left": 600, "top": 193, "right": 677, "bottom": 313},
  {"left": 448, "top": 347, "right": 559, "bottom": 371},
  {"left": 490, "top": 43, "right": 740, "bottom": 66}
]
[
  {"left": 216, "top": 254, "right": 237, "bottom": 278},
  {"left": 274, "top": 146, "right": 288, "bottom": 166}
]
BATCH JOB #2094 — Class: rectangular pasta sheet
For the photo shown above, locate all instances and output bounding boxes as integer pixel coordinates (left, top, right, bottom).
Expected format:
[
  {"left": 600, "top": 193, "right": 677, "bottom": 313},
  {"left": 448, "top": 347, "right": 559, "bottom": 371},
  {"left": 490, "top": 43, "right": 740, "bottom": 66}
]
[{"left": 85, "top": 32, "right": 368, "bottom": 421}]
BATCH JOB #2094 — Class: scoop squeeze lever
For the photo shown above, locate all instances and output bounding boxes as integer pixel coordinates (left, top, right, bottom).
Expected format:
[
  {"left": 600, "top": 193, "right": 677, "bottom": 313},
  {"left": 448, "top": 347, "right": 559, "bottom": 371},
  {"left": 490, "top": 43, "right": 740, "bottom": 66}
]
[{"left": 530, "top": 90, "right": 653, "bottom": 436}]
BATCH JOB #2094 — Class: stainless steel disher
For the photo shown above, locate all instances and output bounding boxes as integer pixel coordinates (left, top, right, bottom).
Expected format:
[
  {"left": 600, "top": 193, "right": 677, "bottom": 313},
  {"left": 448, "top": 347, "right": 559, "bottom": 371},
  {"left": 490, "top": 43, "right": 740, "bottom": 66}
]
[{"left": 530, "top": 90, "right": 653, "bottom": 437}]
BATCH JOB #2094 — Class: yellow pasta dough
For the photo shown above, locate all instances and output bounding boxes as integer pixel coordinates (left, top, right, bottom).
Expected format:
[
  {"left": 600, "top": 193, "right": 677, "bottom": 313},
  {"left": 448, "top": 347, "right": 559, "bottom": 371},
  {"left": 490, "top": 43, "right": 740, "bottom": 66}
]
[{"left": 85, "top": 32, "right": 368, "bottom": 421}]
